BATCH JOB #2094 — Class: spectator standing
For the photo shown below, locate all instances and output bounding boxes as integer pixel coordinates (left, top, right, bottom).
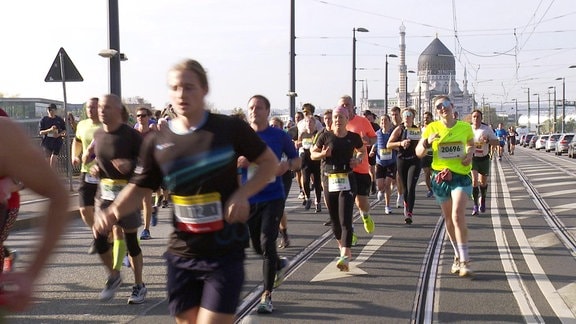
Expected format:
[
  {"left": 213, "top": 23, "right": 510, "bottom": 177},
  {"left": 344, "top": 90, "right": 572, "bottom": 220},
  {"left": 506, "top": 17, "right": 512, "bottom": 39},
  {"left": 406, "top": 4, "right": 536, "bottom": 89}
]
[{"left": 39, "top": 103, "right": 66, "bottom": 169}]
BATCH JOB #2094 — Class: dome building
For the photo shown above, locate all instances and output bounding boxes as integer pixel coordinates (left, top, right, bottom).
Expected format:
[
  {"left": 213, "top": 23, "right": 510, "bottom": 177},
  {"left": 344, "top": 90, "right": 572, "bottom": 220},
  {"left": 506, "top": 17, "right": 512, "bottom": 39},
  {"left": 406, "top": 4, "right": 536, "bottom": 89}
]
[{"left": 409, "top": 36, "right": 475, "bottom": 120}]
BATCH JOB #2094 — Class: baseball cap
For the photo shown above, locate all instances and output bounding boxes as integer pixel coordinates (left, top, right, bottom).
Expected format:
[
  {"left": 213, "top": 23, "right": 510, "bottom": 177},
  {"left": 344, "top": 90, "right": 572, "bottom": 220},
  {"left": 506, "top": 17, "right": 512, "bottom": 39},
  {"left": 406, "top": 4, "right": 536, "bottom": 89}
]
[{"left": 301, "top": 103, "right": 315, "bottom": 114}]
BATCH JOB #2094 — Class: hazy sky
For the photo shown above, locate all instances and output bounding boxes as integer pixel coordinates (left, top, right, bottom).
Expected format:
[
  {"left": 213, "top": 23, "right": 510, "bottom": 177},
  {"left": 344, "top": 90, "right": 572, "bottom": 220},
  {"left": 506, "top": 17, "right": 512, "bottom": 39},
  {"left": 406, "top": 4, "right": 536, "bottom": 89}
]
[{"left": 2, "top": 0, "right": 575, "bottom": 115}]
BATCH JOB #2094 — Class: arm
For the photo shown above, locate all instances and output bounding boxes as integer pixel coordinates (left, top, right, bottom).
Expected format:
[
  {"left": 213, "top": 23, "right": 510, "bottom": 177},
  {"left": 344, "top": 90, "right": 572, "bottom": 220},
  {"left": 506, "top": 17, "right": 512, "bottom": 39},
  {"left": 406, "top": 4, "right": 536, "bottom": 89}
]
[
  {"left": 0, "top": 119, "right": 69, "bottom": 311},
  {"left": 461, "top": 138, "right": 475, "bottom": 166},
  {"left": 386, "top": 127, "right": 404, "bottom": 150},
  {"left": 225, "top": 147, "right": 278, "bottom": 223},
  {"left": 71, "top": 138, "right": 83, "bottom": 166}
]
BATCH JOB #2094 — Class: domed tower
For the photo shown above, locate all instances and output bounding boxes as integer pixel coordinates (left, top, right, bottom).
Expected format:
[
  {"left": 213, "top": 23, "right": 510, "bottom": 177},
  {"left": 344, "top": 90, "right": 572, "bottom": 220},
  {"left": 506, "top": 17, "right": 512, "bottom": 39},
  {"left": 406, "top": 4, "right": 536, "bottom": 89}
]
[{"left": 414, "top": 37, "right": 472, "bottom": 117}]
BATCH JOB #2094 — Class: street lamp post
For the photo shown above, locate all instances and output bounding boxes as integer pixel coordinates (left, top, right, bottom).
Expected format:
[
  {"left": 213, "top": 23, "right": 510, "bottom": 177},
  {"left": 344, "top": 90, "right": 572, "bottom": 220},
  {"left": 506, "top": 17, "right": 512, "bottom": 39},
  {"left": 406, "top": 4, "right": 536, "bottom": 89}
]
[
  {"left": 525, "top": 88, "right": 531, "bottom": 132},
  {"left": 556, "top": 77, "right": 565, "bottom": 133},
  {"left": 512, "top": 98, "right": 518, "bottom": 126},
  {"left": 289, "top": 0, "right": 296, "bottom": 120},
  {"left": 107, "top": 0, "right": 121, "bottom": 97},
  {"left": 533, "top": 93, "right": 540, "bottom": 134},
  {"left": 548, "top": 86, "right": 557, "bottom": 133},
  {"left": 385, "top": 54, "right": 397, "bottom": 115},
  {"left": 352, "top": 27, "right": 369, "bottom": 107}
]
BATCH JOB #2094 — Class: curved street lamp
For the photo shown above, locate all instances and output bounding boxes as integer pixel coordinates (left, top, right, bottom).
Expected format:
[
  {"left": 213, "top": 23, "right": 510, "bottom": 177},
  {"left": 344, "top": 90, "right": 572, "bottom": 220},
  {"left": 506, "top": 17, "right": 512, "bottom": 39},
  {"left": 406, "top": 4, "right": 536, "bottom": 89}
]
[
  {"left": 352, "top": 27, "right": 369, "bottom": 107},
  {"left": 385, "top": 54, "right": 397, "bottom": 114}
]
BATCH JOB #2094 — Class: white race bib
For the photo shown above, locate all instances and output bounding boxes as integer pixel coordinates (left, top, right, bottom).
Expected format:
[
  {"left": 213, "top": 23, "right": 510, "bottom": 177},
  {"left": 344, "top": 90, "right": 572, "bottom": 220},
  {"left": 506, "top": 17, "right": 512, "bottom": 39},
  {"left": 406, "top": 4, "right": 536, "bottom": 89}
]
[
  {"left": 328, "top": 173, "right": 351, "bottom": 192},
  {"left": 99, "top": 178, "right": 127, "bottom": 201},
  {"left": 438, "top": 142, "right": 464, "bottom": 159},
  {"left": 406, "top": 128, "right": 421, "bottom": 141},
  {"left": 379, "top": 148, "right": 393, "bottom": 161},
  {"left": 172, "top": 192, "right": 224, "bottom": 233}
]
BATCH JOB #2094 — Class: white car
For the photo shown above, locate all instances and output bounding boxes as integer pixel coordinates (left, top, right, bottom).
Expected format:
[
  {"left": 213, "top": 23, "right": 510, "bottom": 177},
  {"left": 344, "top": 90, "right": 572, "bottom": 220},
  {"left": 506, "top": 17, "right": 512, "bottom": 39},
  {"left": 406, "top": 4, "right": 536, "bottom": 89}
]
[
  {"left": 545, "top": 133, "right": 561, "bottom": 152},
  {"left": 535, "top": 135, "right": 549, "bottom": 150}
]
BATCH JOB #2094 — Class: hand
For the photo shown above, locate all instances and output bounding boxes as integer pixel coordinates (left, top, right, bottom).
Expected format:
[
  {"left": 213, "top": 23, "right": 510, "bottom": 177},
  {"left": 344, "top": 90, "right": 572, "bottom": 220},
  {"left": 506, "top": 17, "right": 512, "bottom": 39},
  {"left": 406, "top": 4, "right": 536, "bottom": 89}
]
[
  {"left": 237, "top": 156, "right": 250, "bottom": 169},
  {"left": 224, "top": 192, "right": 250, "bottom": 223},
  {"left": 92, "top": 208, "right": 116, "bottom": 237},
  {"left": 321, "top": 145, "right": 332, "bottom": 158},
  {"left": 72, "top": 156, "right": 81, "bottom": 166},
  {"left": 461, "top": 153, "right": 473, "bottom": 166}
]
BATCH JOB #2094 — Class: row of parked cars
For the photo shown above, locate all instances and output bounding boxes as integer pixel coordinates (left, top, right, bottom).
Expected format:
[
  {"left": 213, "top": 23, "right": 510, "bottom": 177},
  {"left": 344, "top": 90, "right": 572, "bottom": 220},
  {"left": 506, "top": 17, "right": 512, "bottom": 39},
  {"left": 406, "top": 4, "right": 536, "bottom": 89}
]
[{"left": 520, "top": 133, "right": 576, "bottom": 157}]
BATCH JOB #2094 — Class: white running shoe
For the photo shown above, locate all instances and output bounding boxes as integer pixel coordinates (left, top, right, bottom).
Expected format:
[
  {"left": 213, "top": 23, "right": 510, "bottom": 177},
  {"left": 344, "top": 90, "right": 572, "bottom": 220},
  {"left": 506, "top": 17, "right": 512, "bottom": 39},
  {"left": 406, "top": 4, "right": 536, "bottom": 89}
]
[
  {"left": 384, "top": 206, "right": 392, "bottom": 214},
  {"left": 376, "top": 191, "right": 383, "bottom": 202},
  {"left": 396, "top": 194, "right": 403, "bottom": 208}
]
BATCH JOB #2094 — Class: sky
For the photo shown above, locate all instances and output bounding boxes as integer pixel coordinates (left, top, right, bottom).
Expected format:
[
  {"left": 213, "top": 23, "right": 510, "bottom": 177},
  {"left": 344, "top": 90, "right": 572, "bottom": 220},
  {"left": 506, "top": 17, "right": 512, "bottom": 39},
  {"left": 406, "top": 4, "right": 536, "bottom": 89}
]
[{"left": 2, "top": 0, "right": 575, "bottom": 117}]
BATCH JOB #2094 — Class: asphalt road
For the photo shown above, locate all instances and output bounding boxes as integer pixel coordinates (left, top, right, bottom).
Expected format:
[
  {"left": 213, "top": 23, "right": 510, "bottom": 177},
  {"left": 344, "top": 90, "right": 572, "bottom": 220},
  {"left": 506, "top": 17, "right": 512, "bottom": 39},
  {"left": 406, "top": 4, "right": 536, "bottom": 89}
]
[{"left": 4, "top": 146, "right": 576, "bottom": 323}]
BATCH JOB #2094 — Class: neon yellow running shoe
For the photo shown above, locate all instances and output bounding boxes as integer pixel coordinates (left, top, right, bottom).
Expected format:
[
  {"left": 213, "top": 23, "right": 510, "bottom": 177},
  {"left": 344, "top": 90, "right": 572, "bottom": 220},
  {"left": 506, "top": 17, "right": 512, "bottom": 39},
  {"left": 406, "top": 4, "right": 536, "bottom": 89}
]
[
  {"left": 362, "top": 214, "right": 375, "bottom": 233},
  {"left": 336, "top": 256, "right": 349, "bottom": 272},
  {"left": 351, "top": 232, "right": 358, "bottom": 246}
]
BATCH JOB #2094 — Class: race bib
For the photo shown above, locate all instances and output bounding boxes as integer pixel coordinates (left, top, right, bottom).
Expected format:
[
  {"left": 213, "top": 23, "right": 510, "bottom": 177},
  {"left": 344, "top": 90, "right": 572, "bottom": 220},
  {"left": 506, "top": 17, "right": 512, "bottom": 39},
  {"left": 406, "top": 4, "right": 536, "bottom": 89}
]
[
  {"left": 328, "top": 173, "right": 351, "bottom": 192},
  {"left": 302, "top": 138, "right": 313, "bottom": 150},
  {"left": 406, "top": 127, "right": 421, "bottom": 141},
  {"left": 99, "top": 178, "right": 128, "bottom": 201},
  {"left": 172, "top": 192, "right": 223, "bottom": 233},
  {"left": 474, "top": 141, "right": 486, "bottom": 155},
  {"left": 85, "top": 173, "right": 100, "bottom": 184},
  {"left": 379, "top": 148, "right": 393, "bottom": 161},
  {"left": 438, "top": 142, "right": 464, "bottom": 159}
]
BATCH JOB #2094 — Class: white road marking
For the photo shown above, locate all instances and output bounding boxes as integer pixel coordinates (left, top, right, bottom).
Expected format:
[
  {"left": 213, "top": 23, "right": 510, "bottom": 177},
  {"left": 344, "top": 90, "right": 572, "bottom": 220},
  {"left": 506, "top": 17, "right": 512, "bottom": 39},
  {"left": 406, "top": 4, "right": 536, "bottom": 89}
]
[{"left": 311, "top": 235, "right": 390, "bottom": 282}]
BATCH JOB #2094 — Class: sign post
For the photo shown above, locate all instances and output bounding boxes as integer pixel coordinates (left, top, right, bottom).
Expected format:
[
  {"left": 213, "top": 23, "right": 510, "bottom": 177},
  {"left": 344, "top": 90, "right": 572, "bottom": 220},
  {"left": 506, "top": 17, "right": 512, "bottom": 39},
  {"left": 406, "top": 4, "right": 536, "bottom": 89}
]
[{"left": 45, "top": 47, "right": 83, "bottom": 191}]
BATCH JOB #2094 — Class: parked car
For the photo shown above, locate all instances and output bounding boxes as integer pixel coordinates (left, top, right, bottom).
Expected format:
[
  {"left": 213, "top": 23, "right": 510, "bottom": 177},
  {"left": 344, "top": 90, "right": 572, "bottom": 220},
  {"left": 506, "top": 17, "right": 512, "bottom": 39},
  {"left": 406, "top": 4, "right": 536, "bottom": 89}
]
[
  {"left": 555, "top": 133, "right": 574, "bottom": 155},
  {"left": 568, "top": 140, "right": 576, "bottom": 158},
  {"left": 535, "top": 135, "right": 549, "bottom": 150},
  {"left": 522, "top": 133, "right": 535, "bottom": 147},
  {"left": 528, "top": 135, "right": 538, "bottom": 149},
  {"left": 544, "top": 133, "right": 561, "bottom": 152}
]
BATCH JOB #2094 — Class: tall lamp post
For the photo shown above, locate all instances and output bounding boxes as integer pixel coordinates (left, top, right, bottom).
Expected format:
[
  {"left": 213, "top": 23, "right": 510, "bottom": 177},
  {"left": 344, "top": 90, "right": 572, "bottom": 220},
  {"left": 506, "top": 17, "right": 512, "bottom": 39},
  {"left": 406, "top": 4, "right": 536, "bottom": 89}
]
[
  {"left": 289, "top": 0, "right": 296, "bottom": 119},
  {"left": 352, "top": 27, "right": 369, "bottom": 107},
  {"left": 512, "top": 98, "right": 518, "bottom": 126},
  {"left": 548, "top": 86, "right": 557, "bottom": 133},
  {"left": 385, "top": 54, "right": 398, "bottom": 115},
  {"left": 107, "top": 0, "right": 121, "bottom": 97},
  {"left": 533, "top": 93, "right": 540, "bottom": 134},
  {"left": 405, "top": 70, "right": 415, "bottom": 108},
  {"left": 556, "top": 77, "right": 565, "bottom": 133}
]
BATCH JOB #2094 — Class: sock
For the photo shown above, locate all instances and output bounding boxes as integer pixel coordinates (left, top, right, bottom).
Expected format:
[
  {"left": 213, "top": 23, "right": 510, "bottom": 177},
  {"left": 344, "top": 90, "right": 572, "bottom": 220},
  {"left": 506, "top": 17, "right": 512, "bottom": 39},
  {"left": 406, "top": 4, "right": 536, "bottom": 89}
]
[
  {"left": 449, "top": 238, "right": 459, "bottom": 259},
  {"left": 112, "top": 239, "right": 126, "bottom": 271},
  {"left": 480, "top": 185, "right": 488, "bottom": 201},
  {"left": 472, "top": 186, "right": 479, "bottom": 205},
  {"left": 457, "top": 243, "right": 469, "bottom": 262}
]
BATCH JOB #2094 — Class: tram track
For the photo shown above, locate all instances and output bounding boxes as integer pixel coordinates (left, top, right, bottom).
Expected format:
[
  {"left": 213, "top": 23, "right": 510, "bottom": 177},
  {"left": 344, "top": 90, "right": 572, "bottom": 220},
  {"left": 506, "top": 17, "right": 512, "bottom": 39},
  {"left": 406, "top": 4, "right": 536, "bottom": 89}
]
[{"left": 507, "top": 152, "right": 576, "bottom": 257}]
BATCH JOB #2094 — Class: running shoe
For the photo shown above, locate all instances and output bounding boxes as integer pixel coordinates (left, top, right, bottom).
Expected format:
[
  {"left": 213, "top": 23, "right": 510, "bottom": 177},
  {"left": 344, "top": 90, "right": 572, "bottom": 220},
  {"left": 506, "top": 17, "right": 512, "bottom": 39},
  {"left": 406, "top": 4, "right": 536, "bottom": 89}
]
[
  {"left": 362, "top": 214, "right": 375, "bottom": 233},
  {"left": 140, "top": 229, "right": 151, "bottom": 240},
  {"left": 323, "top": 219, "right": 332, "bottom": 226},
  {"left": 277, "top": 236, "right": 290, "bottom": 249},
  {"left": 257, "top": 292, "right": 274, "bottom": 314},
  {"left": 315, "top": 204, "right": 321, "bottom": 213},
  {"left": 426, "top": 190, "right": 434, "bottom": 198},
  {"left": 161, "top": 200, "right": 169, "bottom": 208},
  {"left": 297, "top": 191, "right": 305, "bottom": 200},
  {"left": 396, "top": 194, "right": 403, "bottom": 208},
  {"left": 151, "top": 207, "right": 158, "bottom": 226},
  {"left": 472, "top": 205, "right": 479, "bottom": 216},
  {"left": 384, "top": 206, "right": 392, "bottom": 215},
  {"left": 458, "top": 261, "right": 474, "bottom": 278},
  {"left": 336, "top": 256, "right": 349, "bottom": 272},
  {"left": 480, "top": 200, "right": 486, "bottom": 213},
  {"left": 351, "top": 232, "right": 358, "bottom": 246},
  {"left": 274, "top": 257, "right": 289, "bottom": 288},
  {"left": 100, "top": 275, "right": 122, "bottom": 301},
  {"left": 88, "top": 240, "right": 97, "bottom": 255},
  {"left": 450, "top": 256, "right": 460, "bottom": 274},
  {"left": 376, "top": 191, "right": 383, "bottom": 202},
  {"left": 304, "top": 199, "right": 312, "bottom": 210},
  {"left": 127, "top": 284, "right": 147, "bottom": 304},
  {"left": 404, "top": 212, "right": 413, "bottom": 224}
]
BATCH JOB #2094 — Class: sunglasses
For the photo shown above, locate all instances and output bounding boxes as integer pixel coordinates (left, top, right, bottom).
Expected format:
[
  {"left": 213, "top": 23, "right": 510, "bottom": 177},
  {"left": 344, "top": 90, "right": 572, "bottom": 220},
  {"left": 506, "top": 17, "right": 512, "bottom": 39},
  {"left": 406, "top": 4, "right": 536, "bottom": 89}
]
[
  {"left": 136, "top": 114, "right": 148, "bottom": 118},
  {"left": 402, "top": 112, "right": 414, "bottom": 118},
  {"left": 436, "top": 100, "right": 451, "bottom": 110}
]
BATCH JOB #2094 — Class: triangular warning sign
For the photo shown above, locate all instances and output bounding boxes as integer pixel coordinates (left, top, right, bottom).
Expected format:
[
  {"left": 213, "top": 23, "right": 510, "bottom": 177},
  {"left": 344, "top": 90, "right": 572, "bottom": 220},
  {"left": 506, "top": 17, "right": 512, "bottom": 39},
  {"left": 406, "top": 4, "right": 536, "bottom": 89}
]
[{"left": 44, "top": 47, "right": 83, "bottom": 82}]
